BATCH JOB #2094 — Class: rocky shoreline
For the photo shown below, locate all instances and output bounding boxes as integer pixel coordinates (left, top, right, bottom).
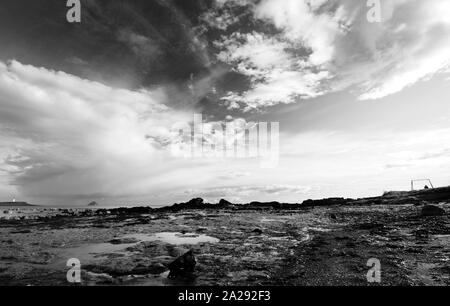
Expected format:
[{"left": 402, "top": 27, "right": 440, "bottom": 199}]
[{"left": 0, "top": 187, "right": 449, "bottom": 286}]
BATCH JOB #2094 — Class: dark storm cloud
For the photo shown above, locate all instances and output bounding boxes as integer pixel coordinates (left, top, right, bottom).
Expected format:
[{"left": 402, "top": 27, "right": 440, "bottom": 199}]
[
  {"left": 0, "top": 0, "right": 217, "bottom": 90},
  {"left": 0, "top": 0, "right": 285, "bottom": 117}
]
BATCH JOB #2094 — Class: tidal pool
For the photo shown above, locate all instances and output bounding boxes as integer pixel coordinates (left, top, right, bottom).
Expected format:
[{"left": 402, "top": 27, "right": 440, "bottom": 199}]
[
  {"left": 52, "top": 232, "right": 220, "bottom": 267},
  {"left": 138, "top": 232, "right": 220, "bottom": 245}
]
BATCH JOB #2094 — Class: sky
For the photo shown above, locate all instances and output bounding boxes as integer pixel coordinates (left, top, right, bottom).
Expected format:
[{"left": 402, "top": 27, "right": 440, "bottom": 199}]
[{"left": 0, "top": 0, "right": 449, "bottom": 206}]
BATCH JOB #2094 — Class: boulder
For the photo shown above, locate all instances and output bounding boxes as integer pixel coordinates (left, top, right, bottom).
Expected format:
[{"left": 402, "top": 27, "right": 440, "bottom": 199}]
[
  {"left": 421, "top": 205, "right": 445, "bottom": 217},
  {"left": 132, "top": 263, "right": 167, "bottom": 275},
  {"left": 252, "top": 228, "right": 263, "bottom": 235},
  {"left": 218, "top": 199, "right": 232, "bottom": 207},
  {"left": 302, "top": 197, "right": 350, "bottom": 207},
  {"left": 168, "top": 250, "right": 196, "bottom": 278},
  {"left": 414, "top": 229, "right": 429, "bottom": 239},
  {"left": 127, "top": 206, "right": 153, "bottom": 214},
  {"left": 187, "top": 198, "right": 204, "bottom": 206},
  {"left": 196, "top": 227, "right": 208, "bottom": 233}
]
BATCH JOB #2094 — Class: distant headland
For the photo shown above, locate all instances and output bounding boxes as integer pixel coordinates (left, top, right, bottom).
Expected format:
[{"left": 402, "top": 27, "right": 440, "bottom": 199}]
[{"left": 0, "top": 201, "right": 35, "bottom": 207}]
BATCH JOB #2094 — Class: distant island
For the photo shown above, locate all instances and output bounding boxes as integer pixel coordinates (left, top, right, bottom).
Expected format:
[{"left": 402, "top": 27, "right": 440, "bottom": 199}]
[
  {"left": 0, "top": 201, "right": 35, "bottom": 207},
  {"left": 88, "top": 201, "right": 99, "bottom": 207}
]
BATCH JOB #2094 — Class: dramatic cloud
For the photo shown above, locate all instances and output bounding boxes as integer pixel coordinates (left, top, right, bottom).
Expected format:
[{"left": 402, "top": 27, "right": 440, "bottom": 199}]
[
  {"left": 209, "top": 0, "right": 450, "bottom": 110},
  {"left": 1, "top": 1, "right": 449, "bottom": 206},
  {"left": 0, "top": 60, "right": 279, "bottom": 205},
  {"left": 0, "top": 60, "right": 195, "bottom": 204}
]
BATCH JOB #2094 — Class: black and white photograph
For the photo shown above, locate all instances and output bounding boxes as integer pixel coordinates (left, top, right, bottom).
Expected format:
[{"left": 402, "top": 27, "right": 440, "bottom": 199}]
[{"left": 0, "top": 0, "right": 449, "bottom": 294}]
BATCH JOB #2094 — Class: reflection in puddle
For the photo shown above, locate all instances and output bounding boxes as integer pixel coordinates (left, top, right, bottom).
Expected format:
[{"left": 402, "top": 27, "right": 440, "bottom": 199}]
[
  {"left": 53, "top": 232, "right": 220, "bottom": 267},
  {"left": 53, "top": 241, "right": 137, "bottom": 267},
  {"left": 139, "top": 232, "right": 220, "bottom": 245}
]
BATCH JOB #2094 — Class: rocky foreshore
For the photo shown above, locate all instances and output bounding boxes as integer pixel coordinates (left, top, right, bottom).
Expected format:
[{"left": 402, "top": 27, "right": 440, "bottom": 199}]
[
  {"left": 0, "top": 187, "right": 449, "bottom": 286},
  {"left": 0, "top": 202, "right": 34, "bottom": 207}
]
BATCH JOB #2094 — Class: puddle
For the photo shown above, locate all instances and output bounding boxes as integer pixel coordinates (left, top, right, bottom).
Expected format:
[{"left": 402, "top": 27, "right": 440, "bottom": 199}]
[
  {"left": 51, "top": 232, "right": 220, "bottom": 268},
  {"left": 430, "top": 234, "right": 450, "bottom": 247},
  {"left": 106, "top": 232, "right": 220, "bottom": 245},
  {"left": 141, "top": 232, "right": 220, "bottom": 245},
  {"left": 52, "top": 241, "right": 139, "bottom": 267},
  {"left": 303, "top": 226, "right": 331, "bottom": 233},
  {"left": 261, "top": 217, "right": 284, "bottom": 223}
]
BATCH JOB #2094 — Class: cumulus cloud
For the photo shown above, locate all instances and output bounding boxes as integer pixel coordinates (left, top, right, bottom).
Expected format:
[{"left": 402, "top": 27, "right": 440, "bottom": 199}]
[
  {"left": 216, "top": 32, "right": 331, "bottom": 110},
  {"left": 0, "top": 60, "right": 195, "bottom": 204},
  {"left": 0, "top": 60, "right": 281, "bottom": 204},
  {"left": 210, "top": 0, "right": 450, "bottom": 110}
]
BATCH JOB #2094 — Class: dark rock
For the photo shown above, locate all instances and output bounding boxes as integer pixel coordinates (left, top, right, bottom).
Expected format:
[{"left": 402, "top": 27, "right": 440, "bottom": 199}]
[
  {"left": 330, "top": 213, "right": 337, "bottom": 220},
  {"left": 345, "top": 241, "right": 357, "bottom": 248},
  {"left": 414, "top": 229, "right": 429, "bottom": 239},
  {"left": 335, "top": 236, "right": 349, "bottom": 241},
  {"left": 132, "top": 263, "right": 167, "bottom": 275},
  {"left": 357, "top": 223, "right": 385, "bottom": 230},
  {"left": 302, "top": 197, "right": 351, "bottom": 207},
  {"left": 127, "top": 206, "right": 153, "bottom": 214},
  {"left": 252, "top": 228, "right": 263, "bottom": 235},
  {"left": 218, "top": 199, "right": 232, "bottom": 207},
  {"left": 165, "top": 245, "right": 189, "bottom": 258},
  {"left": 10, "top": 229, "right": 31, "bottom": 234},
  {"left": 108, "top": 237, "right": 140, "bottom": 245},
  {"left": 82, "top": 271, "right": 115, "bottom": 284},
  {"left": 421, "top": 205, "right": 445, "bottom": 217},
  {"left": 187, "top": 198, "right": 204, "bottom": 206},
  {"left": 149, "top": 263, "right": 168, "bottom": 274},
  {"left": 183, "top": 213, "right": 203, "bottom": 220},
  {"left": 161, "top": 198, "right": 208, "bottom": 212},
  {"left": 168, "top": 250, "right": 196, "bottom": 278},
  {"left": 95, "top": 209, "right": 108, "bottom": 215},
  {"left": 108, "top": 206, "right": 153, "bottom": 215},
  {"left": 248, "top": 201, "right": 280, "bottom": 209}
]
